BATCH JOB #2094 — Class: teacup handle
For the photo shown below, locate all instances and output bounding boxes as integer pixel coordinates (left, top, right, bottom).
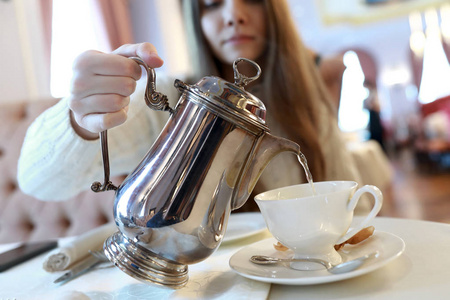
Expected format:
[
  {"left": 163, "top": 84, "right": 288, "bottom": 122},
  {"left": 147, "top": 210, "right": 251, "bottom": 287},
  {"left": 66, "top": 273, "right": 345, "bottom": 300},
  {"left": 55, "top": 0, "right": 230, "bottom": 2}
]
[{"left": 335, "top": 185, "right": 383, "bottom": 245}]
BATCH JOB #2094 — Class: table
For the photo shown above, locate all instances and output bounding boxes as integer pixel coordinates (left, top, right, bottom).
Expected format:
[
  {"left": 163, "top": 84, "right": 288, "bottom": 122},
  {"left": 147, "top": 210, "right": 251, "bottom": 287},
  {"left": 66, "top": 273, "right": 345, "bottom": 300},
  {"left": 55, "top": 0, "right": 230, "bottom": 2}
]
[{"left": 1, "top": 217, "right": 450, "bottom": 299}]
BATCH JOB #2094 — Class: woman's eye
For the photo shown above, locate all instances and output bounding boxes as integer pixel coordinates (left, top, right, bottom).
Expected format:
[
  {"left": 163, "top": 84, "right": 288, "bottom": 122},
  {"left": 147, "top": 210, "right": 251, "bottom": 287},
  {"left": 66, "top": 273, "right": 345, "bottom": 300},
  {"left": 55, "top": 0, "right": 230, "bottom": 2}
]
[{"left": 202, "top": 0, "right": 222, "bottom": 10}]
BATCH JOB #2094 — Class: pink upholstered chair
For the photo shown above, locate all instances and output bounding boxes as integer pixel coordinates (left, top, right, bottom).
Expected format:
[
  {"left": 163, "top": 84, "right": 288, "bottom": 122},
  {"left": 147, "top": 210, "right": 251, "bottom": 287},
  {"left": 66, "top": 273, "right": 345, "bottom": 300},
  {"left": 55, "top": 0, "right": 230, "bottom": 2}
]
[{"left": 0, "top": 99, "right": 118, "bottom": 244}]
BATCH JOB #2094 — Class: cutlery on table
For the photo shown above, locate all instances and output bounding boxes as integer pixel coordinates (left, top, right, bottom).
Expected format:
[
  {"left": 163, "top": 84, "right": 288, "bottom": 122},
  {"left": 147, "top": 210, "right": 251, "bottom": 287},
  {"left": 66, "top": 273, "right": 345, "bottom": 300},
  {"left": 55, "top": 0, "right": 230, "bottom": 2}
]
[
  {"left": 53, "top": 250, "right": 112, "bottom": 284},
  {"left": 250, "top": 251, "right": 379, "bottom": 274}
]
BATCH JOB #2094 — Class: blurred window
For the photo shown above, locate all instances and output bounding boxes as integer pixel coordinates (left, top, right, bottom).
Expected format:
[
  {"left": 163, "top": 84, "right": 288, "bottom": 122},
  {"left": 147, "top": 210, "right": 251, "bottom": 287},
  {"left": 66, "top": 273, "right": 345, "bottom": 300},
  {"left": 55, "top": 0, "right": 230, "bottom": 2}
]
[
  {"left": 417, "top": 29, "right": 450, "bottom": 104},
  {"left": 338, "top": 51, "right": 370, "bottom": 134},
  {"left": 50, "top": 0, "right": 105, "bottom": 98}
]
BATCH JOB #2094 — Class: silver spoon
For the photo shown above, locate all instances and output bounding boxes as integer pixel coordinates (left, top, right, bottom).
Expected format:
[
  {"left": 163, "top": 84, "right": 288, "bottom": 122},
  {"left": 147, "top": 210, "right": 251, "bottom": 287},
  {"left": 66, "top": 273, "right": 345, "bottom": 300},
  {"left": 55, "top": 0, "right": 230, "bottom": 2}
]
[{"left": 250, "top": 251, "right": 379, "bottom": 274}]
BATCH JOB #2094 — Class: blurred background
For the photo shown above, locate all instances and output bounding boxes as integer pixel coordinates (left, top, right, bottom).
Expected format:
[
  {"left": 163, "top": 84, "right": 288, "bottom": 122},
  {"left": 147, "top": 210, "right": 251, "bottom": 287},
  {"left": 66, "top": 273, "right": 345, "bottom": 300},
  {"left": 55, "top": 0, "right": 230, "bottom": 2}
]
[{"left": 1, "top": 0, "right": 450, "bottom": 226}]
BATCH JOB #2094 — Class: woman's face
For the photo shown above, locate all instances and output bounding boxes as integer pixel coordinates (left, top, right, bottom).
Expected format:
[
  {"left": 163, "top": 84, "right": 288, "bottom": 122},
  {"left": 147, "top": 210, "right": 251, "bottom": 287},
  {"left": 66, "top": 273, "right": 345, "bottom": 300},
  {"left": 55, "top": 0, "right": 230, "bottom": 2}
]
[{"left": 200, "top": 0, "right": 268, "bottom": 65}]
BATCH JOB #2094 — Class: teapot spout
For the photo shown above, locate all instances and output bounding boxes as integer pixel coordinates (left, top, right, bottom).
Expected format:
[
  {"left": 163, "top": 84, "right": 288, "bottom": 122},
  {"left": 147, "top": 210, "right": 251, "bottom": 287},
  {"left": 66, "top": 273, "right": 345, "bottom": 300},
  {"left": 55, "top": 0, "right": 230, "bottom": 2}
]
[{"left": 232, "top": 133, "right": 300, "bottom": 210}]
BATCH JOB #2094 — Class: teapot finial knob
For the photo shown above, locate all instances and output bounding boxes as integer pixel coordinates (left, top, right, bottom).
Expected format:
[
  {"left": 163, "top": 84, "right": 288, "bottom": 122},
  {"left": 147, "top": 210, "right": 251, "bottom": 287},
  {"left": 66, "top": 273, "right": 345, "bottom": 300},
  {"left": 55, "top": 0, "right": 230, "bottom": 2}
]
[{"left": 233, "top": 58, "right": 261, "bottom": 88}]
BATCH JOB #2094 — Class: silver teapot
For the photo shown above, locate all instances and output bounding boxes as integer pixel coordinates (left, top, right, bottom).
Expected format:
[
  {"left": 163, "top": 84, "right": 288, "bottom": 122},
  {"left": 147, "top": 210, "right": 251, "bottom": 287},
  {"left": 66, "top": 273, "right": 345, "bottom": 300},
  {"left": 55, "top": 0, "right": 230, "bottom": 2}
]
[{"left": 92, "top": 57, "right": 300, "bottom": 288}]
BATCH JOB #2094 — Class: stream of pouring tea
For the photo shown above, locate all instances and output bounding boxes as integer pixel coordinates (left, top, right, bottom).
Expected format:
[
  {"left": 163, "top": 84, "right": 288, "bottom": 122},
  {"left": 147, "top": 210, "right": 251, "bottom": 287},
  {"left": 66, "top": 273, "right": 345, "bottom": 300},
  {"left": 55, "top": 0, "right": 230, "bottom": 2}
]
[{"left": 297, "top": 152, "right": 317, "bottom": 195}]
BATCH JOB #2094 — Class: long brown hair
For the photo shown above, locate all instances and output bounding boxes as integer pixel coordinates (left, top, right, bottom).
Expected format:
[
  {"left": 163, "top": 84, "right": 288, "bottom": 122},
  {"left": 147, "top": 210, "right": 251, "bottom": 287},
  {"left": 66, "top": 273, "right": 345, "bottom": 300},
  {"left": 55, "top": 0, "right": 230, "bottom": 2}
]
[{"left": 182, "top": 0, "right": 336, "bottom": 181}]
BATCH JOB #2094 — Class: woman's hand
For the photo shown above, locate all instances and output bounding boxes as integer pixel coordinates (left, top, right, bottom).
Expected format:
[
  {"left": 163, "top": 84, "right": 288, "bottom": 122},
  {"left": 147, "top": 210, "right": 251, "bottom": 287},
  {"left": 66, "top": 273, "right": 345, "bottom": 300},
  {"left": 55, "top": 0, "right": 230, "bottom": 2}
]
[{"left": 68, "top": 42, "right": 164, "bottom": 140}]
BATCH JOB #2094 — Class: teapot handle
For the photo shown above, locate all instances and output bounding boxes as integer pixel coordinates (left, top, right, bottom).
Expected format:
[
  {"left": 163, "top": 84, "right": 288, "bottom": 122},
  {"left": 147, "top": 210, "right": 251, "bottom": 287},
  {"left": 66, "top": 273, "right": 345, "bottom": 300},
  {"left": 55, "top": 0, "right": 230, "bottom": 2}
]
[
  {"left": 91, "top": 57, "right": 173, "bottom": 193},
  {"left": 130, "top": 57, "right": 173, "bottom": 113},
  {"left": 91, "top": 131, "right": 117, "bottom": 192}
]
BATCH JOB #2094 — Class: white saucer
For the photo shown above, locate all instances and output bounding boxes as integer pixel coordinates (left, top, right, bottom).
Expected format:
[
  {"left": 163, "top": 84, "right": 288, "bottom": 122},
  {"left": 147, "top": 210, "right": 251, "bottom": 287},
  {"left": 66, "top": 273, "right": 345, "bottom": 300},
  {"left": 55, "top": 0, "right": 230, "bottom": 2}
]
[
  {"left": 223, "top": 212, "right": 267, "bottom": 243},
  {"left": 229, "top": 231, "right": 405, "bottom": 285}
]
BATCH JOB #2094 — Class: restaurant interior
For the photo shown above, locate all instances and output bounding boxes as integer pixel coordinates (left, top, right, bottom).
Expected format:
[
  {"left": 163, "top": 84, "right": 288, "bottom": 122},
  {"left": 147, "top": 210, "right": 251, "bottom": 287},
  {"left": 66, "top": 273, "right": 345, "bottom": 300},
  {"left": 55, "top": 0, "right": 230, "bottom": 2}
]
[
  {"left": 1, "top": 0, "right": 450, "bottom": 298},
  {"left": 3, "top": 0, "right": 450, "bottom": 237}
]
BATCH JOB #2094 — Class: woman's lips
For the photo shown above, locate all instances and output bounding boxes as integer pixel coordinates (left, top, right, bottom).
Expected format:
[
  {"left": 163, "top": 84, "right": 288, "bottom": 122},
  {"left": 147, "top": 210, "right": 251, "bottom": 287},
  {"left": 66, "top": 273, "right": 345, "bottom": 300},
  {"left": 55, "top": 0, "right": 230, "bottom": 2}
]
[{"left": 225, "top": 35, "right": 255, "bottom": 45}]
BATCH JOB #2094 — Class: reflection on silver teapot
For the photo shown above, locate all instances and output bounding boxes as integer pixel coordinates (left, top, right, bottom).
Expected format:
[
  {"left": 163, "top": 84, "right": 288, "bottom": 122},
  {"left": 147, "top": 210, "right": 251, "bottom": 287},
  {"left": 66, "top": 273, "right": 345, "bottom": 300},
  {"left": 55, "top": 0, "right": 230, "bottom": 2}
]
[{"left": 92, "top": 57, "right": 300, "bottom": 288}]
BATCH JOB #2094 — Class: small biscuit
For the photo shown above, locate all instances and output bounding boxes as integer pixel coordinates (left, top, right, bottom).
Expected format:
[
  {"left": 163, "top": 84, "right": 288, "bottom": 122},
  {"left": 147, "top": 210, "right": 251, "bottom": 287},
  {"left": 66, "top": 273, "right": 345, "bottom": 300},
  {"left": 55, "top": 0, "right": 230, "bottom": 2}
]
[{"left": 334, "top": 226, "right": 375, "bottom": 251}]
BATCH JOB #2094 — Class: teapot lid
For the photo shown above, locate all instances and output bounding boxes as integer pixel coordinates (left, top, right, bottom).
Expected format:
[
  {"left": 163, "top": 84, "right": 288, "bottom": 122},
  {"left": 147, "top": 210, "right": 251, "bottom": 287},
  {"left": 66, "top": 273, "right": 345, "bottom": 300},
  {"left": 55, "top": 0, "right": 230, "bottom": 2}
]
[{"left": 176, "top": 58, "right": 268, "bottom": 132}]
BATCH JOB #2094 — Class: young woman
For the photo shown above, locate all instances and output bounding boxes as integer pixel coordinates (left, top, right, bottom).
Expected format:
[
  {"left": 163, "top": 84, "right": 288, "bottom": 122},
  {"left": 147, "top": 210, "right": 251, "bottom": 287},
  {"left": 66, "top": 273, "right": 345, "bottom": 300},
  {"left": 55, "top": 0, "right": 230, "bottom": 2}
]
[{"left": 18, "top": 0, "right": 369, "bottom": 212}]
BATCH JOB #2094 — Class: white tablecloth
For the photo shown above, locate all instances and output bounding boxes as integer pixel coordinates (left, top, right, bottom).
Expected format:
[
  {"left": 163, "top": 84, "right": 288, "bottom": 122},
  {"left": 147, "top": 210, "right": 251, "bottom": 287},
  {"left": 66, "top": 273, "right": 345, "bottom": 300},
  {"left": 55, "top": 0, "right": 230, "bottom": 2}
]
[
  {"left": 2, "top": 217, "right": 450, "bottom": 299},
  {"left": 0, "top": 231, "right": 271, "bottom": 300}
]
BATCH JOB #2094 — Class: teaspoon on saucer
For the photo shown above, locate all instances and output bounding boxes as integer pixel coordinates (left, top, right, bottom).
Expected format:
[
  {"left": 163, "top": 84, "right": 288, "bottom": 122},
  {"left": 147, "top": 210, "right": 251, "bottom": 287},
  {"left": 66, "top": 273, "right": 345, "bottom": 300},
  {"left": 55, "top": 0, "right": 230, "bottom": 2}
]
[{"left": 250, "top": 251, "right": 379, "bottom": 274}]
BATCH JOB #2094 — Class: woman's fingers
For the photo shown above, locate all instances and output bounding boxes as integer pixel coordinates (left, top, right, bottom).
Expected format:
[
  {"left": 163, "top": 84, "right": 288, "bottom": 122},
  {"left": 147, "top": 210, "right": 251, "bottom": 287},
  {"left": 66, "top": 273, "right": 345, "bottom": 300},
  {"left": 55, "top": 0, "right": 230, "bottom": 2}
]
[
  {"left": 72, "top": 50, "right": 142, "bottom": 80},
  {"left": 72, "top": 107, "right": 129, "bottom": 133},
  {"left": 71, "top": 72, "right": 137, "bottom": 100},
  {"left": 68, "top": 42, "right": 163, "bottom": 134},
  {"left": 68, "top": 94, "right": 130, "bottom": 116},
  {"left": 113, "top": 42, "right": 164, "bottom": 68}
]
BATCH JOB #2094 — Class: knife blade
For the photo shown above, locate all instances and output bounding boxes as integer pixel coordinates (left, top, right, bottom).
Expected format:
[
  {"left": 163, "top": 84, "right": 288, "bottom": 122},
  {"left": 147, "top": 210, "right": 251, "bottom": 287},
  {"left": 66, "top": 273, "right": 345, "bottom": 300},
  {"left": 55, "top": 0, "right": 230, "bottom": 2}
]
[{"left": 53, "top": 254, "right": 102, "bottom": 284}]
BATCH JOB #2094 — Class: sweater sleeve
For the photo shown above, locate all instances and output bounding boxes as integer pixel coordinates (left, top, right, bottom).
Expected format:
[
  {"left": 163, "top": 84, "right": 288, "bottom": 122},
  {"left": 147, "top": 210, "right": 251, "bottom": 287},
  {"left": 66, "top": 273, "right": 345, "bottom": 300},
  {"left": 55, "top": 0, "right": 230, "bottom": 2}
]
[{"left": 17, "top": 77, "right": 174, "bottom": 201}]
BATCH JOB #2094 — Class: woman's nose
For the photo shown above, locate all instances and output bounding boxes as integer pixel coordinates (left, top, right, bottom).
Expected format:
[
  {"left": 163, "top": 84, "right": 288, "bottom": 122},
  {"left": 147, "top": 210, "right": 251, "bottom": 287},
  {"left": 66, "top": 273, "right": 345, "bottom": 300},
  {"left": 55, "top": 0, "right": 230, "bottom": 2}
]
[{"left": 224, "top": 0, "right": 247, "bottom": 26}]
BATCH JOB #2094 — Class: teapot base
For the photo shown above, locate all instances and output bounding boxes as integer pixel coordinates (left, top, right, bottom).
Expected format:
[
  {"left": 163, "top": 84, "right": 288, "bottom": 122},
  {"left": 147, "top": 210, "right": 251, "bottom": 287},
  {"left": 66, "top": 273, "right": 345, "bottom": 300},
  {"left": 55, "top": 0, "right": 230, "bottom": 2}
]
[{"left": 103, "top": 231, "right": 188, "bottom": 289}]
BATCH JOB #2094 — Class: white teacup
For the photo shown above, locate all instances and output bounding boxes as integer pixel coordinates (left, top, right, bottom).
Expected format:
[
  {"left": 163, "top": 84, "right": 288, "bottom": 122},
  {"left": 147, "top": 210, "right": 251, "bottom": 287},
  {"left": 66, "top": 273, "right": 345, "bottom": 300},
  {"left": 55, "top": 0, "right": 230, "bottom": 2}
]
[{"left": 254, "top": 181, "right": 383, "bottom": 270}]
